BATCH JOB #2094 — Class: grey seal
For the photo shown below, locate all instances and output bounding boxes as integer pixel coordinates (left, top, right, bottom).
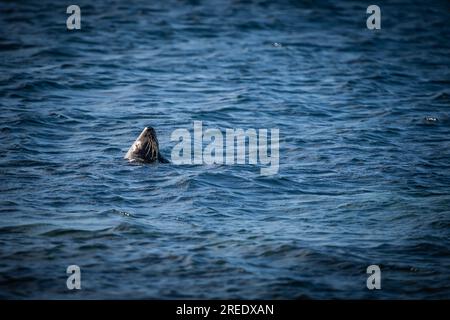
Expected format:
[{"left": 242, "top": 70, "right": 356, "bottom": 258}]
[{"left": 124, "top": 127, "right": 169, "bottom": 163}]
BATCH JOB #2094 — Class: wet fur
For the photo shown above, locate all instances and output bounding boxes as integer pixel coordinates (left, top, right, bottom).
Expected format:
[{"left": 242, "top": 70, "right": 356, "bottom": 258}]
[{"left": 125, "top": 127, "right": 169, "bottom": 163}]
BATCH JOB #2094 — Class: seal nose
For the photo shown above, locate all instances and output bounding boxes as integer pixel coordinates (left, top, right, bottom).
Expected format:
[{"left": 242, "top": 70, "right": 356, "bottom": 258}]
[
  {"left": 136, "top": 127, "right": 153, "bottom": 139},
  {"left": 143, "top": 127, "right": 156, "bottom": 136}
]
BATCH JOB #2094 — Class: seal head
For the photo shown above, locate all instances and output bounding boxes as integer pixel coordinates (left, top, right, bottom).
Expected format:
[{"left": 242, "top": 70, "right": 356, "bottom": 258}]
[{"left": 125, "top": 127, "right": 169, "bottom": 163}]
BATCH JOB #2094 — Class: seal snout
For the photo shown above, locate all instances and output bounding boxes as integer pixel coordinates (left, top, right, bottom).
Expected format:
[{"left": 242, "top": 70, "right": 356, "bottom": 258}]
[
  {"left": 124, "top": 127, "right": 169, "bottom": 164},
  {"left": 143, "top": 126, "right": 156, "bottom": 135}
]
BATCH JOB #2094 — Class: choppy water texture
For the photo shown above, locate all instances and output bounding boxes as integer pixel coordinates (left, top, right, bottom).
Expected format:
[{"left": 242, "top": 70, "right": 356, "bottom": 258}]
[{"left": 0, "top": 0, "right": 449, "bottom": 299}]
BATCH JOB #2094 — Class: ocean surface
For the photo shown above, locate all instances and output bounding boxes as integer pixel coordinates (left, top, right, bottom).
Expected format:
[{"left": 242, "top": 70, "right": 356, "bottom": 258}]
[{"left": 0, "top": 0, "right": 449, "bottom": 299}]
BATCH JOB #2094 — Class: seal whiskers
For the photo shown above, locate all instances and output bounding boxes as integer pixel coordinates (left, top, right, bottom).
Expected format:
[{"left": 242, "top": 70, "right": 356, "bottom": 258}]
[{"left": 125, "top": 127, "right": 169, "bottom": 163}]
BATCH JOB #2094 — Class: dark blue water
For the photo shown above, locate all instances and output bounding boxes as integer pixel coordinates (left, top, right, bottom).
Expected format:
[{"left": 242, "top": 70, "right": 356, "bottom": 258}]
[{"left": 0, "top": 0, "right": 449, "bottom": 299}]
